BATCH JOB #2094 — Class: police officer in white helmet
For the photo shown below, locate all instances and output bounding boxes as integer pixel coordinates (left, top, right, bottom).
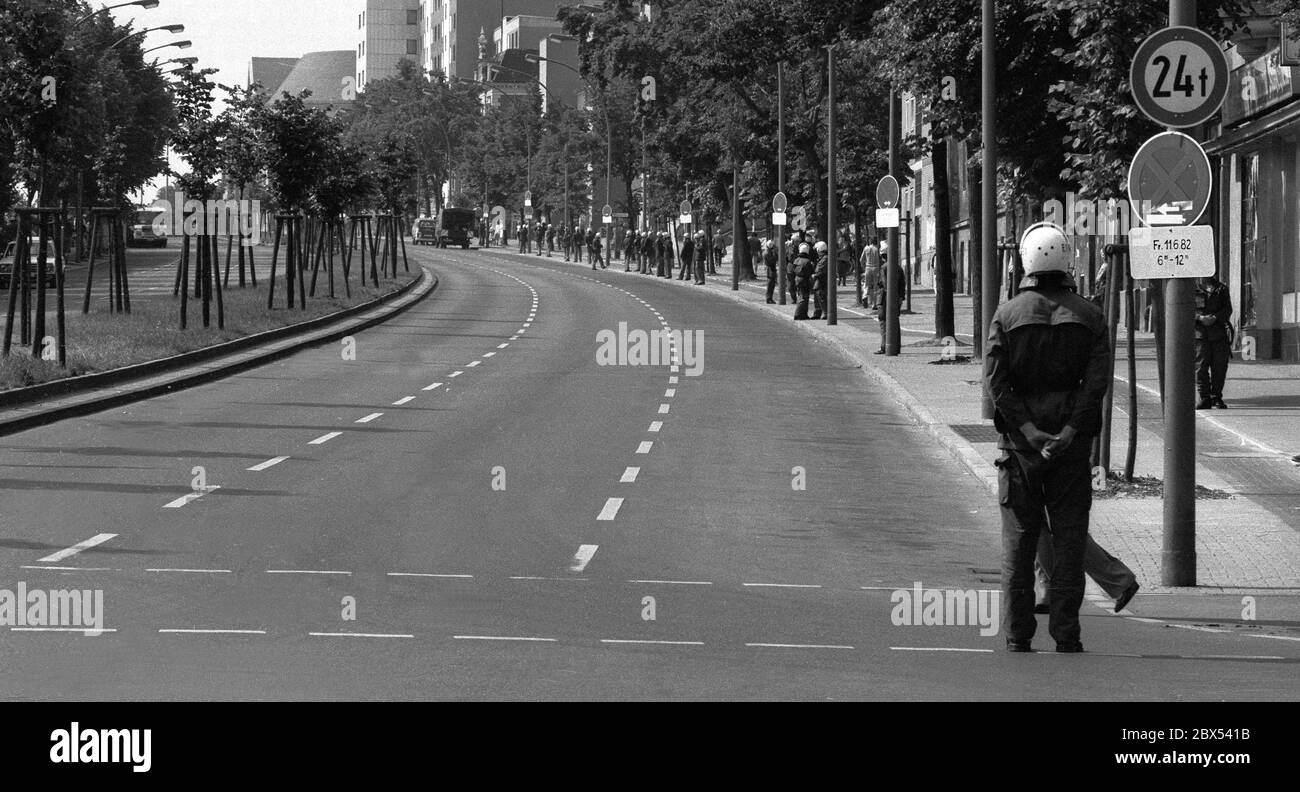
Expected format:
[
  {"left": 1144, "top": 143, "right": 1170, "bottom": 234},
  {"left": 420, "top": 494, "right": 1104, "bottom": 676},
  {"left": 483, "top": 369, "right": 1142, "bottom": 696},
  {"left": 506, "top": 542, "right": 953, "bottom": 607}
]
[{"left": 985, "top": 222, "right": 1110, "bottom": 654}]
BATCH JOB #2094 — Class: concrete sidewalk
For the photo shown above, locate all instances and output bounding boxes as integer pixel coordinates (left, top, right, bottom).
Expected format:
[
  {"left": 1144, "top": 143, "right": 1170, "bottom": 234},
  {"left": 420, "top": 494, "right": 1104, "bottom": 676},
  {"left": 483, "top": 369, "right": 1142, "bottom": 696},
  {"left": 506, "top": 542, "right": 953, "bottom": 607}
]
[{"left": 516, "top": 250, "right": 1300, "bottom": 593}]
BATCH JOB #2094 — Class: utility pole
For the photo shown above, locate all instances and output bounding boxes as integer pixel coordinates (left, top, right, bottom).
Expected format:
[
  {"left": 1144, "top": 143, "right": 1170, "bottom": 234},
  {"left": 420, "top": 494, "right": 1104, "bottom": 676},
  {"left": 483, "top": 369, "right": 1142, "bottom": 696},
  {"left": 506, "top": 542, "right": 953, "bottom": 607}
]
[
  {"left": 826, "top": 44, "right": 838, "bottom": 325},
  {"left": 886, "top": 90, "right": 901, "bottom": 355},
  {"left": 1164, "top": 0, "right": 1197, "bottom": 586},
  {"left": 980, "top": 0, "right": 998, "bottom": 418},
  {"left": 777, "top": 61, "right": 787, "bottom": 306},
  {"left": 732, "top": 160, "right": 740, "bottom": 291}
]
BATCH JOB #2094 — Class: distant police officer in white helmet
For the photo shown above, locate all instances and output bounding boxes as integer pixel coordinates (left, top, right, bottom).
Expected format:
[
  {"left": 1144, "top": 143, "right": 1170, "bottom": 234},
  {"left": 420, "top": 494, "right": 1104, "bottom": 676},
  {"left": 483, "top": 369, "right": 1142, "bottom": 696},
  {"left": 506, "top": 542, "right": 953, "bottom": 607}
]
[{"left": 984, "top": 221, "right": 1109, "bottom": 654}]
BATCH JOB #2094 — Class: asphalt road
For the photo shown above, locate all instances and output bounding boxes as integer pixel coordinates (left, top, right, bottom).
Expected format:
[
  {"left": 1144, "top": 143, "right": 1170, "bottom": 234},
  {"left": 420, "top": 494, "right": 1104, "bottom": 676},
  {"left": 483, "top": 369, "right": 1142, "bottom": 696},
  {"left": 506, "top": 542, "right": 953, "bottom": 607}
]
[{"left": 1, "top": 244, "right": 1297, "bottom": 700}]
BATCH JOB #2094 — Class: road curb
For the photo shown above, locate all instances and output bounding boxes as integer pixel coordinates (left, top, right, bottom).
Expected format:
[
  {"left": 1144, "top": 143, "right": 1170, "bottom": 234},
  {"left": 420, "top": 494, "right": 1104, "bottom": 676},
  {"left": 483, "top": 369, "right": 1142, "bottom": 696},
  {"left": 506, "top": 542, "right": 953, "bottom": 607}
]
[{"left": 0, "top": 268, "right": 436, "bottom": 437}]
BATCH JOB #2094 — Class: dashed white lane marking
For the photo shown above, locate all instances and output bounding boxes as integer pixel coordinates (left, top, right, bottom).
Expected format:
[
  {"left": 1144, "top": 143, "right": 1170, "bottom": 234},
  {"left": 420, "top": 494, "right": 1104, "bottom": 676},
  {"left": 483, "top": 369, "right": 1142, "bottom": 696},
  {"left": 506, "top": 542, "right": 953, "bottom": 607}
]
[
  {"left": 309, "top": 432, "right": 343, "bottom": 445},
  {"left": 890, "top": 647, "right": 995, "bottom": 653},
  {"left": 620, "top": 467, "right": 640, "bottom": 483},
  {"left": 356, "top": 413, "right": 384, "bottom": 424},
  {"left": 483, "top": 352, "right": 496, "bottom": 358},
  {"left": 746, "top": 643, "right": 855, "bottom": 650},
  {"left": 160, "top": 629, "right": 266, "bottom": 635},
  {"left": 146, "top": 568, "right": 232, "bottom": 574},
  {"left": 636, "top": 441, "right": 654, "bottom": 455},
  {"left": 665, "top": 389, "right": 676, "bottom": 397},
  {"left": 669, "top": 376, "right": 679, "bottom": 384},
  {"left": 1246, "top": 634, "right": 1300, "bottom": 642},
  {"left": 670, "top": 366, "right": 680, "bottom": 373},
  {"left": 509, "top": 576, "right": 588, "bottom": 582},
  {"left": 393, "top": 397, "right": 416, "bottom": 406},
  {"left": 628, "top": 580, "right": 713, "bottom": 586},
  {"left": 601, "top": 639, "right": 705, "bottom": 646},
  {"left": 658, "top": 404, "right": 671, "bottom": 414},
  {"left": 248, "top": 456, "right": 290, "bottom": 472},
  {"left": 597, "top": 499, "right": 624, "bottom": 521},
  {"left": 38, "top": 533, "right": 117, "bottom": 563},
  {"left": 468, "top": 361, "right": 481, "bottom": 368},
  {"left": 163, "top": 486, "right": 220, "bottom": 509},
  {"left": 510, "top": 335, "right": 520, "bottom": 340},
  {"left": 423, "top": 382, "right": 444, "bottom": 391},
  {"left": 453, "top": 635, "right": 557, "bottom": 643},
  {"left": 449, "top": 371, "right": 464, "bottom": 378},
  {"left": 388, "top": 572, "right": 474, "bottom": 579},
  {"left": 743, "top": 583, "right": 823, "bottom": 589},
  {"left": 310, "top": 632, "right": 414, "bottom": 639},
  {"left": 570, "top": 544, "right": 599, "bottom": 572},
  {"left": 21, "top": 566, "right": 116, "bottom": 572},
  {"left": 11, "top": 627, "right": 117, "bottom": 634},
  {"left": 498, "top": 343, "right": 510, "bottom": 348},
  {"left": 266, "top": 569, "right": 352, "bottom": 576},
  {"left": 649, "top": 421, "right": 663, "bottom": 433}
]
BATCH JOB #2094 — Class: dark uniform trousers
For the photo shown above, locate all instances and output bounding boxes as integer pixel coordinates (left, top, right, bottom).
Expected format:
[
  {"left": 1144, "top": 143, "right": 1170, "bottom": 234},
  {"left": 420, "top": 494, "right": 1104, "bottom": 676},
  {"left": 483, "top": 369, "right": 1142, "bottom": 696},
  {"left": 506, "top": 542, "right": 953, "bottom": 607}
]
[{"left": 997, "top": 443, "right": 1091, "bottom": 646}]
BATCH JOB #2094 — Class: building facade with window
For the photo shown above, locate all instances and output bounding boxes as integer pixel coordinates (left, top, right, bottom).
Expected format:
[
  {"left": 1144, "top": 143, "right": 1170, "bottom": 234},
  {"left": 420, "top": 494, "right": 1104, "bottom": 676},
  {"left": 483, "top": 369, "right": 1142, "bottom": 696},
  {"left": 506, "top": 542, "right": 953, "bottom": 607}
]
[
  {"left": 420, "top": 0, "right": 564, "bottom": 81},
  {"left": 356, "top": 0, "right": 421, "bottom": 92}
]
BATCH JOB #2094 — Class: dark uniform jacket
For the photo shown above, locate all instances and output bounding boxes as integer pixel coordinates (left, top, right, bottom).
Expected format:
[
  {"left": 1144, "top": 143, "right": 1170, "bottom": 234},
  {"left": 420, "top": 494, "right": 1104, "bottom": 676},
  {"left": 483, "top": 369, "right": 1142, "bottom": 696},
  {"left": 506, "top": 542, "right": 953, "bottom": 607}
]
[
  {"left": 792, "top": 254, "right": 814, "bottom": 285},
  {"left": 985, "top": 284, "right": 1110, "bottom": 452},
  {"left": 681, "top": 239, "right": 694, "bottom": 266},
  {"left": 1194, "top": 278, "right": 1233, "bottom": 344},
  {"left": 812, "top": 254, "right": 829, "bottom": 291}
]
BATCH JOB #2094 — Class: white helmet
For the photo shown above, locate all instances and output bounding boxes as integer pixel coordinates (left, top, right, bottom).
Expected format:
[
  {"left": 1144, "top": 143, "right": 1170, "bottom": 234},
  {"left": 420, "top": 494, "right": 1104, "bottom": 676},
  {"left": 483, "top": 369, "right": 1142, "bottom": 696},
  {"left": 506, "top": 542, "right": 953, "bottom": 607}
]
[
  {"left": 1019, "top": 222, "right": 1071, "bottom": 276},
  {"left": 798, "top": 243, "right": 812, "bottom": 256},
  {"left": 814, "top": 241, "right": 828, "bottom": 255}
]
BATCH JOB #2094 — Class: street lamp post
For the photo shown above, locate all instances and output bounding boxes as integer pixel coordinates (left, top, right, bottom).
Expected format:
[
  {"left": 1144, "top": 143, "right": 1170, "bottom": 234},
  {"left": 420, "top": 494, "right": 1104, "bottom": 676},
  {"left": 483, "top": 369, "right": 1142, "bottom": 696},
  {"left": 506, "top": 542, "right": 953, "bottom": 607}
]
[{"left": 73, "top": 0, "right": 159, "bottom": 29}]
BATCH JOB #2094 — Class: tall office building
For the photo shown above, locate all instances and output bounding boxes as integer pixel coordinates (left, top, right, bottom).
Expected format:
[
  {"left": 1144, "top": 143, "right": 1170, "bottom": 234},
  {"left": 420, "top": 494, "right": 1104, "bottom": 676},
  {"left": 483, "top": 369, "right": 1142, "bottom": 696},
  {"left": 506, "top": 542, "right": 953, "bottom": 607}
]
[
  {"left": 355, "top": 0, "right": 422, "bottom": 92},
  {"left": 420, "top": 0, "right": 563, "bottom": 81}
]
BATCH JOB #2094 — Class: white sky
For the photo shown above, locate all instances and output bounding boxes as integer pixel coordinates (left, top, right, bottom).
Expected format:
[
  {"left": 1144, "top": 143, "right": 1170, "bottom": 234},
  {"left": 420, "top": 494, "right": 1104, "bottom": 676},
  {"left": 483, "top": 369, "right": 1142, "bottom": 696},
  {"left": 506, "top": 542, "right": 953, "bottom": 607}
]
[{"left": 111, "top": 0, "right": 356, "bottom": 89}]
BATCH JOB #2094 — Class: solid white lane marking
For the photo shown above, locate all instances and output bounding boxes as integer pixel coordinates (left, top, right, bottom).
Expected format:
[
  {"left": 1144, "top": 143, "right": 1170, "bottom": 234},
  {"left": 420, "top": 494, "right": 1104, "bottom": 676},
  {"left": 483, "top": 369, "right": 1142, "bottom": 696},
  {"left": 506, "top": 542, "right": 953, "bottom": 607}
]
[
  {"left": 309, "top": 432, "right": 343, "bottom": 445},
  {"left": 163, "top": 486, "right": 220, "bottom": 509},
  {"left": 597, "top": 499, "right": 624, "bottom": 521},
  {"left": 248, "top": 456, "right": 290, "bottom": 472},
  {"left": 890, "top": 647, "right": 994, "bottom": 653},
  {"left": 449, "top": 371, "right": 464, "bottom": 378},
  {"left": 636, "top": 441, "right": 654, "bottom": 454},
  {"left": 746, "top": 643, "right": 855, "bottom": 650},
  {"left": 570, "top": 544, "right": 599, "bottom": 572},
  {"left": 665, "top": 389, "right": 676, "bottom": 397},
  {"left": 38, "top": 534, "right": 117, "bottom": 564},
  {"left": 649, "top": 421, "right": 663, "bottom": 433},
  {"left": 310, "top": 632, "right": 414, "bottom": 639},
  {"left": 468, "top": 361, "right": 481, "bottom": 368},
  {"left": 423, "top": 382, "right": 444, "bottom": 391},
  {"left": 393, "top": 397, "right": 416, "bottom": 406},
  {"left": 743, "top": 583, "right": 823, "bottom": 589},
  {"left": 160, "top": 629, "right": 266, "bottom": 635},
  {"left": 1246, "top": 634, "right": 1300, "bottom": 642},
  {"left": 266, "top": 570, "right": 352, "bottom": 576},
  {"left": 498, "top": 343, "right": 509, "bottom": 349},
  {"left": 356, "top": 413, "right": 384, "bottom": 424},
  {"left": 601, "top": 639, "right": 704, "bottom": 646},
  {"left": 453, "top": 635, "right": 557, "bottom": 643},
  {"left": 658, "top": 404, "right": 670, "bottom": 414},
  {"left": 387, "top": 572, "right": 474, "bottom": 579},
  {"left": 146, "top": 568, "right": 232, "bottom": 574},
  {"left": 628, "top": 580, "right": 713, "bottom": 586},
  {"left": 620, "top": 467, "right": 640, "bottom": 483}
]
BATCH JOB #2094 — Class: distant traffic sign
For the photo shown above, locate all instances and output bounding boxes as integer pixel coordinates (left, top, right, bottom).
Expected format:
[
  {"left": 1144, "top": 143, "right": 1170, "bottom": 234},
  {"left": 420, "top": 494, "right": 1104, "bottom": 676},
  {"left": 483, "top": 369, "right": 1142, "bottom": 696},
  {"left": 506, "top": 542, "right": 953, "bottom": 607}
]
[
  {"left": 1128, "top": 226, "right": 1216, "bottom": 279},
  {"left": 602, "top": 204, "right": 613, "bottom": 224},
  {"left": 772, "top": 212, "right": 788, "bottom": 226},
  {"left": 1128, "top": 131, "right": 1212, "bottom": 227},
  {"left": 679, "top": 214, "right": 692, "bottom": 225},
  {"left": 524, "top": 191, "right": 532, "bottom": 208},
  {"left": 772, "top": 192, "right": 788, "bottom": 213},
  {"left": 876, "top": 176, "right": 900, "bottom": 209},
  {"left": 679, "top": 200, "right": 692, "bottom": 216},
  {"left": 875, "top": 208, "right": 900, "bottom": 229},
  {"left": 1130, "top": 26, "right": 1228, "bottom": 128}
]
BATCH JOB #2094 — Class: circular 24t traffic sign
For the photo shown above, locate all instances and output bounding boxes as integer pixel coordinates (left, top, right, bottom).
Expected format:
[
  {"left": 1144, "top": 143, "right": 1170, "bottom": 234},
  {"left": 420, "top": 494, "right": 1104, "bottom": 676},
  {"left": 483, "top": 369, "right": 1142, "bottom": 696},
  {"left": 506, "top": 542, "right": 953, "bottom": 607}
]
[{"left": 1130, "top": 26, "right": 1228, "bottom": 128}]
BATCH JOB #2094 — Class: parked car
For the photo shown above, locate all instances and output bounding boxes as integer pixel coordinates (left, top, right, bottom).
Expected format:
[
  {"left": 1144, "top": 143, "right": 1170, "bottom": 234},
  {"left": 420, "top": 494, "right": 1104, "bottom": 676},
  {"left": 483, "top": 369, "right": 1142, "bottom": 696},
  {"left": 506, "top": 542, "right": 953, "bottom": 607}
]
[
  {"left": 414, "top": 217, "right": 439, "bottom": 246},
  {"left": 0, "top": 240, "right": 60, "bottom": 290}
]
